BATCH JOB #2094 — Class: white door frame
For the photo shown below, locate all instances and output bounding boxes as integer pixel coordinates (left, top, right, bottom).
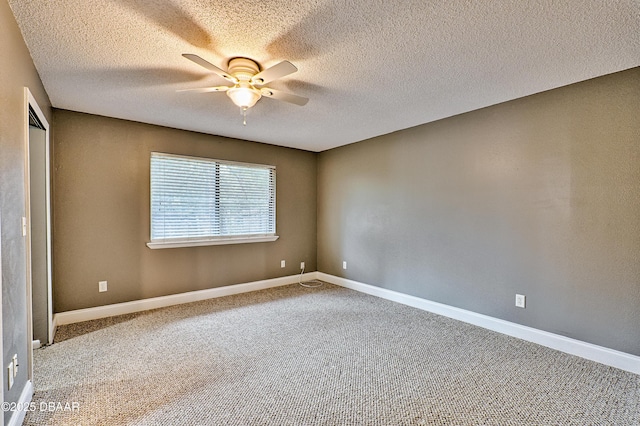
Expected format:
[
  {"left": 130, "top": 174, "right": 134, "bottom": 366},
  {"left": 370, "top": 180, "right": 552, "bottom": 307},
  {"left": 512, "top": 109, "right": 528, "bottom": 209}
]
[{"left": 23, "top": 88, "right": 53, "bottom": 383}]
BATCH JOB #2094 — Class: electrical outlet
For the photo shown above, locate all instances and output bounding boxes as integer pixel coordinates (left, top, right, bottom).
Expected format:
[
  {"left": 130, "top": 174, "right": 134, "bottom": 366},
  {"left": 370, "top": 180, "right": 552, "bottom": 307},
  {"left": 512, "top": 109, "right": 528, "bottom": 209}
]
[
  {"left": 12, "top": 354, "right": 18, "bottom": 377},
  {"left": 515, "top": 294, "right": 526, "bottom": 308},
  {"left": 7, "top": 363, "right": 13, "bottom": 390},
  {"left": 99, "top": 281, "right": 108, "bottom": 292},
  {"left": 342, "top": 261, "right": 347, "bottom": 270},
  {"left": 300, "top": 262, "right": 305, "bottom": 270},
  {"left": 280, "top": 260, "right": 286, "bottom": 268}
]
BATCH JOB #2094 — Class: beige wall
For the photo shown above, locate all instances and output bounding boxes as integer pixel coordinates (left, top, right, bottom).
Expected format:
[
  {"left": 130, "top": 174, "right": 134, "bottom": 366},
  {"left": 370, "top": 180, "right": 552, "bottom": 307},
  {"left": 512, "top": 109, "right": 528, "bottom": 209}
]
[
  {"left": 0, "top": 0, "right": 52, "bottom": 419},
  {"left": 52, "top": 110, "right": 317, "bottom": 312},
  {"left": 318, "top": 68, "right": 640, "bottom": 356}
]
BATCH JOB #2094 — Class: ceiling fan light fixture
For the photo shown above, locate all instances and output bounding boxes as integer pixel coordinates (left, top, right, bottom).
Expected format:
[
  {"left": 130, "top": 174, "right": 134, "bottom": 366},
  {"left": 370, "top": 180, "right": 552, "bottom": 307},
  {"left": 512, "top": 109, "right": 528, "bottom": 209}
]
[
  {"left": 180, "top": 54, "right": 309, "bottom": 125},
  {"left": 226, "top": 83, "right": 261, "bottom": 109}
]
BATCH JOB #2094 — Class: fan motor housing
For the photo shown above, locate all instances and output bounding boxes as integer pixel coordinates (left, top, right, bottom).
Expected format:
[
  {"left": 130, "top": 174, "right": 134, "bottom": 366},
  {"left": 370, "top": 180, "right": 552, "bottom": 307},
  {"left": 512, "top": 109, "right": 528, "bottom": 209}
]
[{"left": 228, "top": 57, "right": 260, "bottom": 81}]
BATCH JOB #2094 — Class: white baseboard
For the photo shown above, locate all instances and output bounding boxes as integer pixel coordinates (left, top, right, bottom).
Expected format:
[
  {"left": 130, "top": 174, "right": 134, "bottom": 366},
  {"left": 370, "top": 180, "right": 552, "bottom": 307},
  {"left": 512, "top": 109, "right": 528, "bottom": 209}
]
[
  {"left": 317, "top": 272, "right": 640, "bottom": 375},
  {"left": 51, "top": 271, "right": 640, "bottom": 375},
  {"left": 54, "top": 273, "right": 316, "bottom": 327},
  {"left": 7, "top": 380, "right": 33, "bottom": 426}
]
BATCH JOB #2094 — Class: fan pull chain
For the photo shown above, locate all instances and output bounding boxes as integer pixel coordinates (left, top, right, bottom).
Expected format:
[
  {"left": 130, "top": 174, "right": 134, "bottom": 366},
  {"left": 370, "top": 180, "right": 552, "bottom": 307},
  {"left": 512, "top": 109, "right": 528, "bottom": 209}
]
[{"left": 241, "top": 107, "right": 247, "bottom": 126}]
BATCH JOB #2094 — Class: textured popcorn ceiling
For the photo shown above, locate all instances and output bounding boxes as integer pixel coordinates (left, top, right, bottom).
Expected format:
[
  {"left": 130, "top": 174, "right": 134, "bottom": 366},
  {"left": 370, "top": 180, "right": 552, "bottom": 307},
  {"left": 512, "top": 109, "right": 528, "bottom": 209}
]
[{"left": 8, "top": 0, "right": 640, "bottom": 151}]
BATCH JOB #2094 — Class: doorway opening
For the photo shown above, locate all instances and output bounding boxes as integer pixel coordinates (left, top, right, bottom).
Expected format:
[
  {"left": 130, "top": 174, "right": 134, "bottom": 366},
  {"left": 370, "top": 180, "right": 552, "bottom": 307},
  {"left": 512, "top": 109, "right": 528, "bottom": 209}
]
[{"left": 24, "top": 88, "right": 52, "bottom": 385}]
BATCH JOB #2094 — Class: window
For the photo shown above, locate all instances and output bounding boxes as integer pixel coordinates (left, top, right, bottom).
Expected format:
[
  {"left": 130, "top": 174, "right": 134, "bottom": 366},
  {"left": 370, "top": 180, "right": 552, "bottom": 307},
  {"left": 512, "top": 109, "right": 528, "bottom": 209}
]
[{"left": 147, "top": 152, "right": 277, "bottom": 249}]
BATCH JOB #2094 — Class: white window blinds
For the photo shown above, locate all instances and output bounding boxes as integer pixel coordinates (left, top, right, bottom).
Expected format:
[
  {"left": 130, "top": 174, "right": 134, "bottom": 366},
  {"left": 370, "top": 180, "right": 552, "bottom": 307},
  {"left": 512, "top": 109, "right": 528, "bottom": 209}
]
[{"left": 150, "top": 152, "right": 276, "bottom": 243}]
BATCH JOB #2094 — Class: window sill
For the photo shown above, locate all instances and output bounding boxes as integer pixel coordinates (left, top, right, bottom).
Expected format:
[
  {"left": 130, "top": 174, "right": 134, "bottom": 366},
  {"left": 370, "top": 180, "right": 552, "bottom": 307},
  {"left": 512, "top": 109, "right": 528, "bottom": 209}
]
[{"left": 146, "top": 235, "right": 279, "bottom": 249}]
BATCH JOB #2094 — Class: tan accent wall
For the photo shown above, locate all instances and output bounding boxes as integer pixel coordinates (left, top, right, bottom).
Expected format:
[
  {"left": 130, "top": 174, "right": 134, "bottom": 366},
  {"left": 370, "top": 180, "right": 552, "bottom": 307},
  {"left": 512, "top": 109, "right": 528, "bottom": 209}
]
[
  {"left": 52, "top": 110, "right": 316, "bottom": 312},
  {"left": 1, "top": 0, "right": 53, "bottom": 416},
  {"left": 318, "top": 68, "right": 640, "bottom": 355}
]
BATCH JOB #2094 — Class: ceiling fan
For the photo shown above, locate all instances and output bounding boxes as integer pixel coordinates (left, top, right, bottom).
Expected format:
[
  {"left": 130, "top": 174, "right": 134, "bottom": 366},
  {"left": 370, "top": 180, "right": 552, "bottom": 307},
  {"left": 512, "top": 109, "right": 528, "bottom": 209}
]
[{"left": 179, "top": 54, "right": 309, "bottom": 124}]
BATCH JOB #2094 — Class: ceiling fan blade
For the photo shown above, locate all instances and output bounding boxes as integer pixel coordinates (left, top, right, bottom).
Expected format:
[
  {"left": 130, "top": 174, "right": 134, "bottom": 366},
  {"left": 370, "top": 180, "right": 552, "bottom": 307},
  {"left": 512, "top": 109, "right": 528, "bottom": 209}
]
[
  {"left": 176, "top": 86, "right": 230, "bottom": 93},
  {"left": 251, "top": 61, "right": 298, "bottom": 85},
  {"left": 261, "top": 88, "right": 308, "bottom": 106},
  {"left": 182, "top": 54, "right": 237, "bottom": 83}
]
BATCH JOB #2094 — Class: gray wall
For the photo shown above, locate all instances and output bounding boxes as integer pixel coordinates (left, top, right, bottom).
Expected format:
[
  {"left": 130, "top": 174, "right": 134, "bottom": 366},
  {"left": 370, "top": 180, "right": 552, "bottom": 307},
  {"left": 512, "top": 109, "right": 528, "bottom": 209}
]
[
  {"left": 0, "top": 0, "right": 52, "bottom": 422},
  {"left": 52, "top": 110, "right": 317, "bottom": 312},
  {"left": 317, "top": 68, "right": 640, "bottom": 356}
]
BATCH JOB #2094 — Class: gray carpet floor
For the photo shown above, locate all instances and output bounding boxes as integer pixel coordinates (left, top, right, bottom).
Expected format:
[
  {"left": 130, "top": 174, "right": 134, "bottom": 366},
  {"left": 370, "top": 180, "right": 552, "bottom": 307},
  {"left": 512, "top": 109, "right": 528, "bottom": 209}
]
[{"left": 25, "top": 283, "right": 640, "bottom": 425}]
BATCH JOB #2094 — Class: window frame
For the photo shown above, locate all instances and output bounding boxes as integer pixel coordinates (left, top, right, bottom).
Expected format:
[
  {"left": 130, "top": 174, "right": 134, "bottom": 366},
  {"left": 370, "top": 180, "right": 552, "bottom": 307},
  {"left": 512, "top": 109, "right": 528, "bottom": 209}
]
[{"left": 146, "top": 152, "right": 278, "bottom": 249}]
